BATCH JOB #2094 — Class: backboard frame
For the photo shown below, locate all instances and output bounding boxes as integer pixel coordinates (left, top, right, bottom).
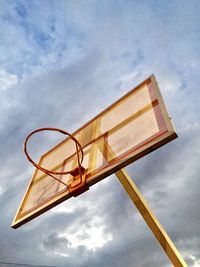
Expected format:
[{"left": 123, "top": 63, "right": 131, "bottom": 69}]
[{"left": 12, "top": 74, "right": 177, "bottom": 229}]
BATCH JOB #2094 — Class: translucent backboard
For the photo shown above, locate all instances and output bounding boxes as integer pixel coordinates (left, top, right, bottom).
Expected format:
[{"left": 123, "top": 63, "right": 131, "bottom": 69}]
[{"left": 12, "top": 75, "right": 177, "bottom": 228}]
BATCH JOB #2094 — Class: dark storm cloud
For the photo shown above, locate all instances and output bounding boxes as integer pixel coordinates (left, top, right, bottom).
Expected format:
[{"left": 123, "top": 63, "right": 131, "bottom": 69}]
[{"left": 43, "top": 232, "right": 71, "bottom": 251}]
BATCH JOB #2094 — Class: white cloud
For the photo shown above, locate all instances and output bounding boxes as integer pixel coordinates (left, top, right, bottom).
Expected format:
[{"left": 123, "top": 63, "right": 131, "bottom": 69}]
[
  {"left": 0, "top": 185, "right": 4, "bottom": 195},
  {"left": 157, "top": 72, "right": 183, "bottom": 95},
  {"left": 0, "top": 69, "right": 18, "bottom": 90},
  {"left": 60, "top": 220, "right": 113, "bottom": 251}
]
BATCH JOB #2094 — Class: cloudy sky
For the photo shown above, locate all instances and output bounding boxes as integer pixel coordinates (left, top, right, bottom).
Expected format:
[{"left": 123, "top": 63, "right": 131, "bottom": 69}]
[{"left": 0, "top": 0, "right": 200, "bottom": 266}]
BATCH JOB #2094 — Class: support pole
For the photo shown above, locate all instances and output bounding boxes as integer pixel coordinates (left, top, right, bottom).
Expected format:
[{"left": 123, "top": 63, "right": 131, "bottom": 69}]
[{"left": 115, "top": 168, "right": 187, "bottom": 267}]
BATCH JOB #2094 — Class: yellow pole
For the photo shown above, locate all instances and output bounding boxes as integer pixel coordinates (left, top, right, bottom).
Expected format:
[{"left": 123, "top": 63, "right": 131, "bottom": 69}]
[{"left": 115, "top": 168, "right": 187, "bottom": 267}]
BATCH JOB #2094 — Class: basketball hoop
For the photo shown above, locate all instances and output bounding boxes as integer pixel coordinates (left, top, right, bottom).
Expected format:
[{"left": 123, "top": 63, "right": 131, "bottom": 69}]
[{"left": 24, "top": 127, "right": 85, "bottom": 188}]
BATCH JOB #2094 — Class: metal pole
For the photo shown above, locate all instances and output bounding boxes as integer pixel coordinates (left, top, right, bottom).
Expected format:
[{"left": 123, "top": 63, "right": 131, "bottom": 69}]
[{"left": 115, "top": 168, "right": 187, "bottom": 267}]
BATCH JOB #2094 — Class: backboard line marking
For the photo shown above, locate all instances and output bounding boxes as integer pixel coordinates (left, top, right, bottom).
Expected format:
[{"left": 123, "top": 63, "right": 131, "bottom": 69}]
[
  {"left": 37, "top": 179, "right": 56, "bottom": 204},
  {"left": 107, "top": 99, "right": 158, "bottom": 135},
  {"left": 66, "top": 132, "right": 85, "bottom": 188},
  {"left": 151, "top": 75, "right": 175, "bottom": 132},
  {"left": 30, "top": 149, "right": 91, "bottom": 187},
  {"left": 87, "top": 120, "right": 100, "bottom": 173},
  {"left": 148, "top": 83, "right": 167, "bottom": 132}
]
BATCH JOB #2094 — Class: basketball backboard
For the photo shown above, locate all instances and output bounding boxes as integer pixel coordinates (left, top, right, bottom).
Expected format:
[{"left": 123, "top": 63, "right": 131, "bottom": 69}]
[{"left": 12, "top": 75, "right": 177, "bottom": 229}]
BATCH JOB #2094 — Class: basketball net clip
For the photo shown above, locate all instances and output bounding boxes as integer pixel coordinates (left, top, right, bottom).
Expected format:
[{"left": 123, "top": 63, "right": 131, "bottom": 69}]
[{"left": 24, "top": 127, "right": 89, "bottom": 197}]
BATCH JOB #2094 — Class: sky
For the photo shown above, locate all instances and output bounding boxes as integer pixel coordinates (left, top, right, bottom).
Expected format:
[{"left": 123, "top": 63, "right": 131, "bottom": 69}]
[{"left": 0, "top": 0, "right": 200, "bottom": 266}]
